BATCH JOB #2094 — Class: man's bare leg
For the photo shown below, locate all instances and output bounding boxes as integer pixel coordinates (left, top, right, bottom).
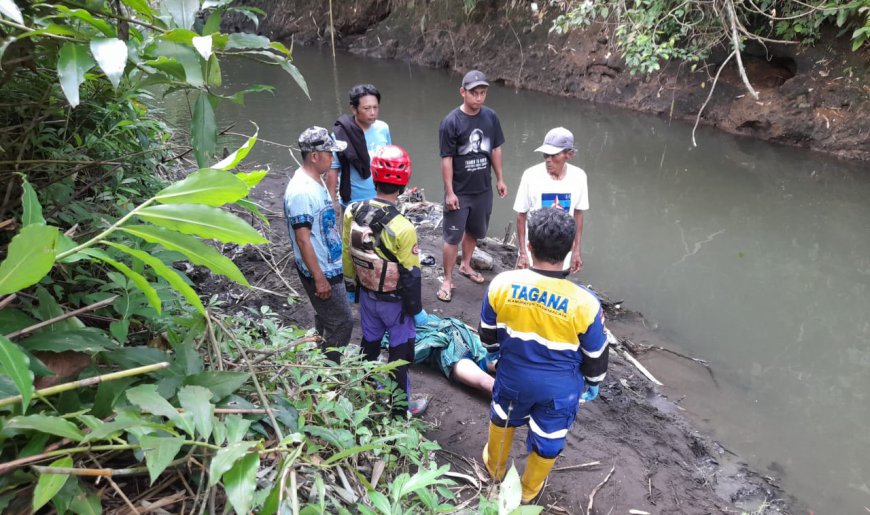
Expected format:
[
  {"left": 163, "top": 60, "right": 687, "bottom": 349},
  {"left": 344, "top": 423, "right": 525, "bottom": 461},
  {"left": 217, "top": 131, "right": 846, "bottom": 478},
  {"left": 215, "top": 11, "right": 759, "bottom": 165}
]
[
  {"left": 442, "top": 241, "right": 459, "bottom": 292},
  {"left": 457, "top": 232, "right": 478, "bottom": 276},
  {"left": 451, "top": 358, "right": 494, "bottom": 395}
]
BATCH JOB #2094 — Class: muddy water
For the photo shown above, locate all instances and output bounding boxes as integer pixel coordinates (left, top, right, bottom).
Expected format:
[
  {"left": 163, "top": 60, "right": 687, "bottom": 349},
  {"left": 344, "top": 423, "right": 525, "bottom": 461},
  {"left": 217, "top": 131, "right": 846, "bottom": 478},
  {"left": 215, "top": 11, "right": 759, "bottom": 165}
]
[{"left": 211, "top": 47, "right": 870, "bottom": 512}]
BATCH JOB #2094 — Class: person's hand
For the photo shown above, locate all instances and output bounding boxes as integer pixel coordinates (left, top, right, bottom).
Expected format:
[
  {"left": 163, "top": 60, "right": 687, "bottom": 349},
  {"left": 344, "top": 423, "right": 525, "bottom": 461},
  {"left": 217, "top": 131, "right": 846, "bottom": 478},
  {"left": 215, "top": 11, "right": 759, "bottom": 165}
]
[
  {"left": 414, "top": 309, "right": 429, "bottom": 326},
  {"left": 314, "top": 276, "right": 331, "bottom": 300},
  {"left": 570, "top": 253, "right": 583, "bottom": 274},
  {"left": 496, "top": 180, "right": 508, "bottom": 199},
  {"left": 445, "top": 192, "right": 460, "bottom": 211},
  {"left": 580, "top": 384, "right": 599, "bottom": 403},
  {"left": 516, "top": 252, "right": 529, "bottom": 269}
]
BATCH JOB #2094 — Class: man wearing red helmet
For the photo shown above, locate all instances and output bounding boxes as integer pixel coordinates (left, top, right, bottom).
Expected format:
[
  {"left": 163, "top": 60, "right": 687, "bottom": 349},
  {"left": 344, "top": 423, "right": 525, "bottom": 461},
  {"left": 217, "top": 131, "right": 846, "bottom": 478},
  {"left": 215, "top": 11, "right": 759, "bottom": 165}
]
[{"left": 342, "top": 145, "right": 429, "bottom": 417}]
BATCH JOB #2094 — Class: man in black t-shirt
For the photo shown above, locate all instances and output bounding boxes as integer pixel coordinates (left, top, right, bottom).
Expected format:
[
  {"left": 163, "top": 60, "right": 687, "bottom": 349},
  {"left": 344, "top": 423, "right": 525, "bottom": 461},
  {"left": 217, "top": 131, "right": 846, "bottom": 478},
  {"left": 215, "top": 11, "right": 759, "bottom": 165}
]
[{"left": 437, "top": 70, "right": 507, "bottom": 302}]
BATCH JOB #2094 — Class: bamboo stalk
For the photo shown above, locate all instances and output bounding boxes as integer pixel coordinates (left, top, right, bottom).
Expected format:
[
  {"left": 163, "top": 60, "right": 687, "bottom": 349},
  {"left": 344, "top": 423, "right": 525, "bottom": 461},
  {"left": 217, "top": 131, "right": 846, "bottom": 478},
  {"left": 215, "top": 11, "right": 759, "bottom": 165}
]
[
  {"left": 328, "top": 0, "right": 336, "bottom": 58},
  {"left": 0, "top": 362, "right": 169, "bottom": 408},
  {"left": 5, "top": 295, "right": 118, "bottom": 339}
]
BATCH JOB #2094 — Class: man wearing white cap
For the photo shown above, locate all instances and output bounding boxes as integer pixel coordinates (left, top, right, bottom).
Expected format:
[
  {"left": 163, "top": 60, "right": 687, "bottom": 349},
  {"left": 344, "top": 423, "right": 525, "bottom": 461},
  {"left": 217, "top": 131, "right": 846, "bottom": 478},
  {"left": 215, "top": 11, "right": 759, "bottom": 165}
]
[{"left": 513, "top": 127, "right": 588, "bottom": 274}]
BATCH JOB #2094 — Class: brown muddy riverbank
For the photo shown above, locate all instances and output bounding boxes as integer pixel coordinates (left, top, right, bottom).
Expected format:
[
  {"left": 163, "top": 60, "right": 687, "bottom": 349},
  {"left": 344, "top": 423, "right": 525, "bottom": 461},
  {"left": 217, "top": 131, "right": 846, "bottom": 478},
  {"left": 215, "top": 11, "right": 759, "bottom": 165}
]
[
  {"left": 231, "top": 0, "right": 870, "bottom": 161},
  {"left": 200, "top": 173, "right": 800, "bottom": 513}
]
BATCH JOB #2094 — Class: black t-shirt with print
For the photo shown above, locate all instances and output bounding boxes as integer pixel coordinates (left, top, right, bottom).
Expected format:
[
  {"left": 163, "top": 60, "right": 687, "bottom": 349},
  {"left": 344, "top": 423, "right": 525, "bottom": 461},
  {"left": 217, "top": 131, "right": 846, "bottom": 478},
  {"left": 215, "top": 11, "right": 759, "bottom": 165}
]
[{"left": 439, "top": 106, "right": 505, "bottom": 196}]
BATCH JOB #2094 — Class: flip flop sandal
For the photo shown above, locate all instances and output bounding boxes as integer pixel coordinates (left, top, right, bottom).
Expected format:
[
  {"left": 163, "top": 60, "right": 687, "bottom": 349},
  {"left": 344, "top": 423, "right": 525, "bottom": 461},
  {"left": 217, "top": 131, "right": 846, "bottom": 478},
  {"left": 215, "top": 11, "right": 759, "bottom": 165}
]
[
  {"left": 436, "top": 286, "right": 452, "bottom": 302},
  {"left": 459, "top": 270, "right": 486, "bottom": 284}
]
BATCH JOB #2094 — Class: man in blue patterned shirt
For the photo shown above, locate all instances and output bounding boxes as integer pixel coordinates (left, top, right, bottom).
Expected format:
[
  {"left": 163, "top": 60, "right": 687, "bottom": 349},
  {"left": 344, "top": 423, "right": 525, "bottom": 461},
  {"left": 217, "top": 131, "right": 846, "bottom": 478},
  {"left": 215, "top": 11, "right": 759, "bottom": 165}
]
[{"left": 285, "top": 127, "right": 354, "bottom": 362}]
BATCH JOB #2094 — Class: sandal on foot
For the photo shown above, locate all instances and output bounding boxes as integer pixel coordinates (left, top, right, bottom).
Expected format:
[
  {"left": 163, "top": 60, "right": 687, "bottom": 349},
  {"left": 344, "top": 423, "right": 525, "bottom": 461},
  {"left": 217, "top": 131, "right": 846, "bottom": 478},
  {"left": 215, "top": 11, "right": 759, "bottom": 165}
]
[
  {"left": 459, "top": 269, "right": 486, "bottom": 284},
  {"left": 436, "top": 286, "right": 452, "bottom": 302}
]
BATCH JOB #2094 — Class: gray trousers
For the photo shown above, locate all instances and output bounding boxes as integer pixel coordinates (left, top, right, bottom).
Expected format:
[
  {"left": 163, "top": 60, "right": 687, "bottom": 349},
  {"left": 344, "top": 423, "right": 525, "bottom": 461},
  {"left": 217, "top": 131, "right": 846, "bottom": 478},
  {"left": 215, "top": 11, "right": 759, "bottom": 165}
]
[{"left": 298, "top": 272, "right": 354, "bottom": 361}]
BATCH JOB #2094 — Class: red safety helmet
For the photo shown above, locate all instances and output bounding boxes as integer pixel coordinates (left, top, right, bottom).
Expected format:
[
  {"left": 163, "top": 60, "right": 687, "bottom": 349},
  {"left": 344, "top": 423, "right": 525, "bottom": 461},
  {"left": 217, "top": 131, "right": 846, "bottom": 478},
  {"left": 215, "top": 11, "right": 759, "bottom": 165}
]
[{"left": 371, "top": 145, "right": 412, "bottom": 186}]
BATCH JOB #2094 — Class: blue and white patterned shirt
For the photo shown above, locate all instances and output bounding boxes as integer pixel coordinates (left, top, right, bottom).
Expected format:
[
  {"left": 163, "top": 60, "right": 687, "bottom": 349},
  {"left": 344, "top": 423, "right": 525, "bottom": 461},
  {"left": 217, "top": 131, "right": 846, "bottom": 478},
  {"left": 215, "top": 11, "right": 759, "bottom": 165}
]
[{"left": 284, "top": 168, "right": 343, "bottom": 281}]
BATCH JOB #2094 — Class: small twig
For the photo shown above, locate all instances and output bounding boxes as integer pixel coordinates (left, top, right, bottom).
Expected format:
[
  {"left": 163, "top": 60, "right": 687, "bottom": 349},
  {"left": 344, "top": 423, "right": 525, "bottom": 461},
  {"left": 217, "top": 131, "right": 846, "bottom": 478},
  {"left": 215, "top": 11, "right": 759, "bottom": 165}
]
[
  {"left": 0, "top": 294, "right": 17, "bottom": 310},
  {"left": 0, "top": 362, "right": 169, "bottom": 408},
  {"left": 87, "top": 454, "right": 141, "bottom": 514},
  {"left": 249, "top": 336, "right": 320, "bottom": 364},
  {"left": 213, "top": 316, "right": 285, "bottom": 441},
  {"left": 5, "top": 295, "right": 119, "bottom": 339},
  {"left": 254, "top": 246, "right": 300, "bottom": 298},
  {"left": 204, "top": 312, "right": 225, "bottom": 371},
  {"left": 289, "top": 468, "right": 300, "bottom": 515},
  {"left": 586, "top": 465, "right": 616, "bottom": 515},
  {"left": 553, "top": 460, "right": 601, "bottom": 472}
]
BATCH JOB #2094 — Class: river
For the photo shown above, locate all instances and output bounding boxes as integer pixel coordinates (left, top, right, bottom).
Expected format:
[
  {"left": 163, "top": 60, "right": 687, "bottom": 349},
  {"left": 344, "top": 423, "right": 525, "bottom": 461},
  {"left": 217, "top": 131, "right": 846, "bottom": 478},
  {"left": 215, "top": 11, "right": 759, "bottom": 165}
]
[{"left": 210, "top": 47, "right": 870, "bottom": 512}]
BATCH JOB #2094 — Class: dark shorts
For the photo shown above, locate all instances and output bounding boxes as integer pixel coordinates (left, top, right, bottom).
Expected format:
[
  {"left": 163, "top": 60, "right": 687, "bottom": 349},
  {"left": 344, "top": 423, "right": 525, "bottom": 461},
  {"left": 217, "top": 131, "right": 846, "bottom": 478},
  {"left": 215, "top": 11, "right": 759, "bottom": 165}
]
[{"left": 443, "top": 191, "right": 493, "bottom": 245}]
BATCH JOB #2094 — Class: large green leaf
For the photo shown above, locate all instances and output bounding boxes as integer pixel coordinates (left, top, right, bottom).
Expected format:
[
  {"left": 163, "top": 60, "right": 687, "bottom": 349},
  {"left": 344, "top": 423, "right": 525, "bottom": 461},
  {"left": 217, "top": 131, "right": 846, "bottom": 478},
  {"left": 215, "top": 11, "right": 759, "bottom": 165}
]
[
  {"left": 208, "top": 441, "right": 256, "bottom": 487},
  {"left": 143, "top": 56, "right": 186, "bottom": 80},
  {"left": 105, "top": 241, "right": 205, "bottom": 314},
  {"left": 68, "top": 490, "right": 101, "bottom": 514},
  {"left": 17, "top": 328, "right": 117, "bottom": 353},
  {"left": 280, "top": 61, "right": 310, "bottom": 99},
  {"left": 212, "top": 129, "right": 258, "bottom": 171},
  {"left": 0, "top": 0, "right": 23, "bottom": 24},
  {"left": 126, "top": 384, "right": 193, "bottom": 435},
  {"left": 119, "top": 225, "right": 249, "bottom": 286},
  {"left": 80, "top": 248, "right": 161, "bottom": 313},
  {"left": 235, "top": 170, "right": 268, "bottom": 189},
  {"left": 225, "top": 33, "right": 269, "bottom": 50},
  {"left": 154, "top": 40, "right": 203, "bottom": 86},
  {"left": 206, "top": 53, "right": 221, "bottom": 88},
  {"left": 7, "top": 414, "right": 84, "bottom": 441},
  {"left": 89, "top": 38, "right": 127, "bottom": 88},
  {"left": 21, "top": 178, "right": 45, "bottom": 226},
  {"left": 0, "top": 224, "right": 60, "bottom": 295},
  {"left": 223, "top": 452, "right": 259, "bottom": 515},
  {"left": 120, "top": 0, "right": 155, "bottom": 19},
  {"left": 102, "top": 346, "right": 169, "bottom": 369},
  {"left": 155, "top": 168, "right": 249, "bottom": 206},
  {"left": 135, "top": 204, "right": 268, "bottom": 244},
  {"left": 33, "top": 456, "right": 73, "bottom": 512},
  {"left": 164, "top": 0, "right": 199, "bottom": 29},
  {"left": 177, "top": 385, "right": 213, "bottom": 440},
  {"left": 0, "top": 308, "right": 37, "bottom": 334},
  {"left": 55, "top": 6, "right": 114, "bottom": 36},
  {"left": 0, "top": 336, "right": 33, "bottom": 411},
  {"left": 184, "top": 371, "right": 249, "bottom": 401},
  {"left": 236, "top": 199, "right": 268, "bottom": 224},
  {"left": 57, "top": 43, "right": 95, "bottom": 108},
  {"left": 224, "top": 415, "right": 251, "bottom": 444},
  {"left": 139, "top": 435, "right": 185, "bottom": 484},
  {"left": 192, "top": 93, "right": 216, "bottom": 167}
]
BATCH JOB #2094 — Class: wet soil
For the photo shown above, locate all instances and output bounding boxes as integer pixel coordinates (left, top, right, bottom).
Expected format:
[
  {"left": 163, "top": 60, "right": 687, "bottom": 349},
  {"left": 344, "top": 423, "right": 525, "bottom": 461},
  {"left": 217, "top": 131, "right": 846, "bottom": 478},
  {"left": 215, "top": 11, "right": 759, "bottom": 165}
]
[
  {"left": 202, "top": 172, "right": 799, "bottom": 513},
  {"left": 230, "top": 0, "right": 870, "bottom": 162}
]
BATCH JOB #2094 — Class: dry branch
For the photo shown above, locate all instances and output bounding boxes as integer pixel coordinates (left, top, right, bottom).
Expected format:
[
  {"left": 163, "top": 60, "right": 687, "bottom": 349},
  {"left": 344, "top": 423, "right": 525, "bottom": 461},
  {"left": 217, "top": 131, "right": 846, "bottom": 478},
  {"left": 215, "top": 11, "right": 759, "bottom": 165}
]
[
  {"left": 5, "top": 295, "right": 118, "bottom": 339},
  {"left": 586, "top": 465, "right": 616, "bottom": 515}
]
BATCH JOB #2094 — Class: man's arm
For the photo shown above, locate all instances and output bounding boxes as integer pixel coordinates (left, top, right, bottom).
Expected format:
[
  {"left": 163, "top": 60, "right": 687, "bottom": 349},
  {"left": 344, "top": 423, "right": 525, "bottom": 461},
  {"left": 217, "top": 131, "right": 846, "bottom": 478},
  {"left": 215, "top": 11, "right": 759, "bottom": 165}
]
[
  {"left": 294, "top": 227, "right": 331, "bottom": 300},
  {"left": 442, "top": 156, "right": 459, "bottom": 211},
  {"left": 491, "top": 146, "right": 507, "bottom": 199},
  {"left": 478, "top": 286, "right": 500, "bottom": 351},
  {"left": 516, "top": 211, "right": 529, "bottom": 269},
  {"left": 570, "top": 209, "right": 584, "bottom": 273},
  {"left": 341, "top": 206, "right": 357, "bottom": 286},
  {"left": 579, "top": 307, "right": 608, "bottom": 385},
  {"left": 326, "top": 168, "right": 341, "bottom": 218}
]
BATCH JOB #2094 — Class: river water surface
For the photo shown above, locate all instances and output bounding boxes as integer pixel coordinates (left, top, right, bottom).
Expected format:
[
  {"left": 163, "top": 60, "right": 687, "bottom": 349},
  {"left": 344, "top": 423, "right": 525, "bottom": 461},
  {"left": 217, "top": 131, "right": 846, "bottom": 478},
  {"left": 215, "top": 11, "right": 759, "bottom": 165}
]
[{"left": 208, "top": 47, "right": 869, "bottom": 512}]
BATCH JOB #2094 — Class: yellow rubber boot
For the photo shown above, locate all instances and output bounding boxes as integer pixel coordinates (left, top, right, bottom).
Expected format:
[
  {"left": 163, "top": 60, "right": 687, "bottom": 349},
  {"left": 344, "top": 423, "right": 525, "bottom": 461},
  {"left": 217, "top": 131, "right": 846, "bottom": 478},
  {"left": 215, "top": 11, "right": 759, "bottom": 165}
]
[
  {"left": 482, "top": 422, "right": 515, "bottom": 481},
  {"left": 520, "top": 451, "right": 557, "bottom": 503}
]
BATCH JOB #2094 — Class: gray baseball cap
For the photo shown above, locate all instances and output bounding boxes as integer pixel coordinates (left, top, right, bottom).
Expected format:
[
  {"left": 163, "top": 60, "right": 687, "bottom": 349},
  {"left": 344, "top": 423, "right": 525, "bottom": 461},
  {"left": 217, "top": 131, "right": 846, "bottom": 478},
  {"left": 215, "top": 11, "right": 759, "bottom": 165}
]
[
  {"left": 462, "top": 70, "right": 489, "bottom": 90},
  {"left": 535, "top": 127, "right": 575, "bottom": 154},
  {"left": 298, "top": 126, "right": 347, "bottom": 152}
]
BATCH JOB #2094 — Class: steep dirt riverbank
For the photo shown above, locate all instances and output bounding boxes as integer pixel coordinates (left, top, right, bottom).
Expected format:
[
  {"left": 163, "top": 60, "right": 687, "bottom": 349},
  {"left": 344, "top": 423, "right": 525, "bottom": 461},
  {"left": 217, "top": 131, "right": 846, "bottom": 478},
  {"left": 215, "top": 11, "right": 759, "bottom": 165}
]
[
  {"left": 200, "top": 173, "right": 800, "bottom": 513},
  {"left": 230, "top": 0, "right": 870, "bottom": 162}
]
